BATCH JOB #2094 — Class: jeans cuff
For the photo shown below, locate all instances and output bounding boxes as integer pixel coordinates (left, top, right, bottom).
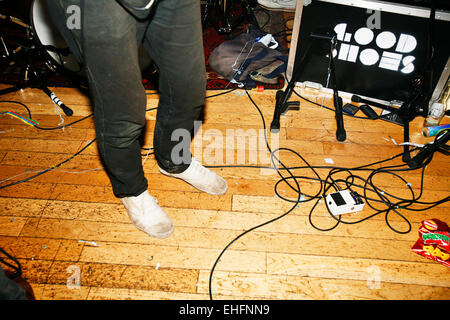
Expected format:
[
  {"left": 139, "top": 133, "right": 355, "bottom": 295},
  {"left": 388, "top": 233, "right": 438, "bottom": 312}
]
[
  {"left": 115, "top": 181, "right": 148, "bottom": 198},
  {"left": 155, "top": 153, "right": 191, "bottom": 174}
]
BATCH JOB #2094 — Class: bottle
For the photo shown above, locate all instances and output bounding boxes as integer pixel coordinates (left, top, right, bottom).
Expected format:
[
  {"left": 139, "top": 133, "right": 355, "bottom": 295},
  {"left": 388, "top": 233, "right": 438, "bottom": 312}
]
[
  {"left": 424, "top": 83, "right": 449, "bottom": 127},
  {"left": 424, "top": 102, "right": 445, "bottom": 127},
  {"left": 422, "top": 123, "right": 450, "bottom": 137}
]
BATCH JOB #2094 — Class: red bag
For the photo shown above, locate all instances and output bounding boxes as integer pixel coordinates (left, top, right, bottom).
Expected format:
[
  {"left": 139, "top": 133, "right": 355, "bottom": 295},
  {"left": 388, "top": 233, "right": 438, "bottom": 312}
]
[{"left": 411, "top": 219, "right": 450, "bottom": 267}]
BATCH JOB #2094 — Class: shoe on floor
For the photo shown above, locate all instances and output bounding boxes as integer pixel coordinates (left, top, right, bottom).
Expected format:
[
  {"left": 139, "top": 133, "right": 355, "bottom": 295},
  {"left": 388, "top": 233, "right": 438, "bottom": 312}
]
[
  {"left": 159, "top": 158, "right": 228, "bottom": 195},
  {"left": 121, "top": 190, "right": 174, "bottom": 238},
  {"left": 257, "top": 0, "right": 297, "bottom": 12}
]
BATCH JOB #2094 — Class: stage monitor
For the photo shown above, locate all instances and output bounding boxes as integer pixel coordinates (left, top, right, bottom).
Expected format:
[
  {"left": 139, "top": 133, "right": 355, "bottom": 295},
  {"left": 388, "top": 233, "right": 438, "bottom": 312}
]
[{"left": 287, "top": 0, "right": 450, "bottom": 105}]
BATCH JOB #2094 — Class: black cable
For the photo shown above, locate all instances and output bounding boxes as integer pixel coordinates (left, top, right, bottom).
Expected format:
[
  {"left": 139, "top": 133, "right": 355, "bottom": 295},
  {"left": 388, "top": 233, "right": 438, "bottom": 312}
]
[
  {"left": 207, "top": 90, "right": 449, "bottom": 300},
  {"left": 34, "top": 114, "right": 93, "bottom": 130},
  {"left": 0, "top": 139, "right": 96, "bottom": 190},
  {"left": 3, "top": 91, "right": 448, "bottom": 233},
  {"left": 0, "top": 100, "right": 94, "bottom": 130},
  {"left": 0, "top": 248, "right": 21, "bottom": 279},
  {"left": 0, "top": 100, "right": 158, "bottom": 131},
  {"left": 208, "top": 89, "right": 323, "bottom": 300},
  {"left": 0, "top": 101, "right": 32, "bottom": 118},
  {"left": 206, "top": 88, "right": 237, "bottom": 99},
  {"left": 2, "top": 84, "right": 448, "bottom": 298},
  {"left": 0, "top": 102, "right": 159, "bottom": 188}
]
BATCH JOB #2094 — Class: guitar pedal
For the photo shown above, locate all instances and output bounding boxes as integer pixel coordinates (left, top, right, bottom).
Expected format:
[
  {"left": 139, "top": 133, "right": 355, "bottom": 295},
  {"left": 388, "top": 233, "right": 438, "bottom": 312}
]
[{"left": 325, "top": 190, "right": 364, "bottom": 216}]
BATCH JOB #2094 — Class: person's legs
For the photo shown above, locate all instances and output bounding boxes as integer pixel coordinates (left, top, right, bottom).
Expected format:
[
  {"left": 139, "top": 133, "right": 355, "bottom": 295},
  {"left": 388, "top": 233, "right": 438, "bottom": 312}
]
[
  {"left": 79, "top": 1, "right": 175, "bottom": 238},
  {"left": 143, "top": 0, "right": 227, "bottom": 195},
  {"left": 45, "top": 0, "right": 226, "bottom": 238},
  {"left": 143, "top": 0, "right": 206, "bottom": 173},
  {"left": 46, "top": 0, "right": 173, "bottom": 238},
  {"left": 80, "top": 0, "right": 149, "bottom": 198},
  {"left": 46, "top": 0, "right": 150, "bottom": 198}
]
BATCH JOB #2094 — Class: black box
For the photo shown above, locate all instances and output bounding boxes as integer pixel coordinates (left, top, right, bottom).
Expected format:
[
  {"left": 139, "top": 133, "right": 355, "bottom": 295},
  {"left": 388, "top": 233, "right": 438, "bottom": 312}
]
[{"left": 286, "top": 0, "right": 450, "bottom": 106}]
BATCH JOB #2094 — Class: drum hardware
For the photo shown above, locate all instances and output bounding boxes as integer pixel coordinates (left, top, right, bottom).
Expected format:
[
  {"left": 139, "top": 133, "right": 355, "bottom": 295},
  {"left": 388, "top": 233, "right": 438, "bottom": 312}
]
[
  {"left": 0, "top": 22, "right": 74, "bottom": 116},
  {"left": 351, "top": 74, "right": 431, "bottom": 167},
  {"left": 0, "top": 14, "right": 26, "bottom": 66},
  {"left": 0, "top": 35, "right": 11, "bottom": 61},
  {"left": 202, "top": 0, "right": 259, "bottom": 34},
  {"left": 0, "top": 1, "right": 81, "bottom": 116},
  {"left": 0, "top": 42, "right": 74, "bottom": 116}
]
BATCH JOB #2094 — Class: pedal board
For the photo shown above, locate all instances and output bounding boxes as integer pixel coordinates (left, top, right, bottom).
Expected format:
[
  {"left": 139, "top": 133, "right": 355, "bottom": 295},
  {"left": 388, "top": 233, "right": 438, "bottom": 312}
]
[{"left": 325, "top": 190, "right": 365, "bottom": 216}]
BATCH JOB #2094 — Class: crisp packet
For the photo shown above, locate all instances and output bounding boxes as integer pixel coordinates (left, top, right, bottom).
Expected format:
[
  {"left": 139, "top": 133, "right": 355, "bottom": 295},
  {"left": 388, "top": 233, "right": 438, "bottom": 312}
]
[{"left": 411, "top": 219, "right": 450, "bottom": 267}]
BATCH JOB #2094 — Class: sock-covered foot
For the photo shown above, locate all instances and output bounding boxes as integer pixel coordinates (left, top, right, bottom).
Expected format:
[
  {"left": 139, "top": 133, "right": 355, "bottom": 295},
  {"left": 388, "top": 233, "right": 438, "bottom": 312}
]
[
  {"left": 121, "top": 190, "right": 174, "bottom": 238},
  {"left": 159, "top": 158, "right": 228, "bottom": 195}
]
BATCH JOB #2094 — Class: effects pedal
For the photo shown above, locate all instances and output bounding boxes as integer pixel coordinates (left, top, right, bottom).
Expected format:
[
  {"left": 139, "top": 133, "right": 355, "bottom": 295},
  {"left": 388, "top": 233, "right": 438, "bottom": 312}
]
[
  {"left": 343, "top": 103, "right": 360, "bottom": 116},
  {"left": 379, "top": 109, "right": 404, "bottom": 126},
  {"left": 360, "top": 104, "right": 379, "bottom": 119},
  {"left": 325, "top": 190, "right": 365, "bottom": 216}
]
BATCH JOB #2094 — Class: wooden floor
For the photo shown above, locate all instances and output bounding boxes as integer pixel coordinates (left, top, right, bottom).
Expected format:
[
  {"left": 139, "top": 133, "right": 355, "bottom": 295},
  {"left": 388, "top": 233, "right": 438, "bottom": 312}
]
[{"left": 0, "top": 82, "right": 449, "bottom": 300}]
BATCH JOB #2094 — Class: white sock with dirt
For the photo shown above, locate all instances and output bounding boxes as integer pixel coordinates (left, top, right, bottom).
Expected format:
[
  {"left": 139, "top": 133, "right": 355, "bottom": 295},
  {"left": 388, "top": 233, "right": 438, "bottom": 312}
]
[
  {"left": 159, "top": 158, "right": 228, "bottom": 195},
  {"left": 121, "top": 190, "right": 174, "bottom": 238}
]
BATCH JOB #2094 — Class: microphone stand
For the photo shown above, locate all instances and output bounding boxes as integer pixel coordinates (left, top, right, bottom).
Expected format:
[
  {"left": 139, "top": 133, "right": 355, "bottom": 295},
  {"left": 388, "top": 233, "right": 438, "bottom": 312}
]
[
  {"left": 269, "top": 40, "right": 312, "bottom": 133},
  {"left": 328, "top": 36, "right": 346, "bottom": 142},
  {"left": 271, "top": 29, "right": 347, "bottom": 142}
]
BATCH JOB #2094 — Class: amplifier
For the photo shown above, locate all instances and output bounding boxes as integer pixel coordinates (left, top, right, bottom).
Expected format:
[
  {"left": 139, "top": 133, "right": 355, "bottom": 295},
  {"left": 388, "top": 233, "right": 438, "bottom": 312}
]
[{"left": 286, "top": 0, "right": 450, "bottom": 106}]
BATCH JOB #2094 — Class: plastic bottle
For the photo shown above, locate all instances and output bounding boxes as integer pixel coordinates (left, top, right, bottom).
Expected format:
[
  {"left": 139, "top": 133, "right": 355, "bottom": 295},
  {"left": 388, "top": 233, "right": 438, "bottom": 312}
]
[
  {"left": 422, "top": 123, "right": 450, "bottom": 137},
  {"left": 424, "top": 84, "right": 449, "bottom": 127}
]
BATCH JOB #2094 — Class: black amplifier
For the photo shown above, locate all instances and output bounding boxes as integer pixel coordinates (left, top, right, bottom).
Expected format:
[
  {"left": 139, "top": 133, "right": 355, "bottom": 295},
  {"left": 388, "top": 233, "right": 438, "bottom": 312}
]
[{"left": 286, "top": 0, "right": 450, "bottom": 106}]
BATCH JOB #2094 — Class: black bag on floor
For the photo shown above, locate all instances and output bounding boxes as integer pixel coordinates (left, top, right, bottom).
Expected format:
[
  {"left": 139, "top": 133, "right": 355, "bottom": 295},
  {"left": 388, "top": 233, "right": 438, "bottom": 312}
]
[{"left": 209, "top": 26, "right": 288, "bottom": 87}]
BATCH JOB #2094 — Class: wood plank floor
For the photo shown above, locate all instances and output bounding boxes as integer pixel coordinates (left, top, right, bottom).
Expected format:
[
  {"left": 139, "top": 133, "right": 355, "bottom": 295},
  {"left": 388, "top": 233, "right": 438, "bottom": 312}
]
[{"left": 0, "top": 83, "right": 449, "bottom": 300}]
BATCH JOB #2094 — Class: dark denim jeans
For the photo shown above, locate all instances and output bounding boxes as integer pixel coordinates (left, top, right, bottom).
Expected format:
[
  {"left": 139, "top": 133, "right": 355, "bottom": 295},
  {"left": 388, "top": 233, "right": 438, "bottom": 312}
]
[{"left": 46, "top": 0, "right": 206, "bottom": 197}]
